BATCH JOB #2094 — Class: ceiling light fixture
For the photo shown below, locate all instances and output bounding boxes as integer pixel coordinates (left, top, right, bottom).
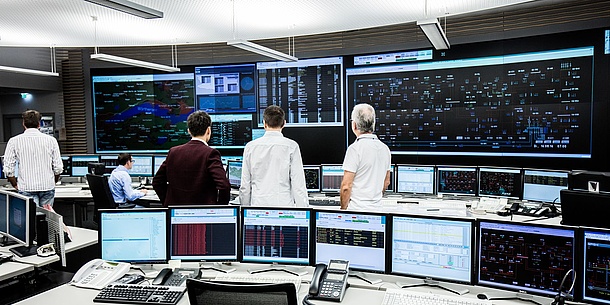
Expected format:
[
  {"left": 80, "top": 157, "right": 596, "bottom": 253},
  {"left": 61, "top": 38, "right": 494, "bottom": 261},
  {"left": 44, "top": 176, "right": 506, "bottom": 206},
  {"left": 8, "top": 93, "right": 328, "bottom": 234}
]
[
  {"left": 90, "top": 53, "right": 180, "bottom": 72},
  {"left": 83, "top": 0, "right": 163, "bottom": 19},
  {"left": 0, "top": 65, "right": 59, "bottom": 77},
  {"left": 227, "top": 39, "right": 298, "bottom": 62},
  {"left": 417, "top": 18, "right": 450, "bottom": 50}
]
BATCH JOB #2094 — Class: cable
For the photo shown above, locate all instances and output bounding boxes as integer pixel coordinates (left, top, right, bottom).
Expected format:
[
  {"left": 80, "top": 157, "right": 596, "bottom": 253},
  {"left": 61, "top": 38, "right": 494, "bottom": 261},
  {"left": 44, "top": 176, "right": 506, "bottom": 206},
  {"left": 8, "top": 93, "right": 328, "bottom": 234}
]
[{"left": 551, "top": 269, "right": 575, "bottom": 305}]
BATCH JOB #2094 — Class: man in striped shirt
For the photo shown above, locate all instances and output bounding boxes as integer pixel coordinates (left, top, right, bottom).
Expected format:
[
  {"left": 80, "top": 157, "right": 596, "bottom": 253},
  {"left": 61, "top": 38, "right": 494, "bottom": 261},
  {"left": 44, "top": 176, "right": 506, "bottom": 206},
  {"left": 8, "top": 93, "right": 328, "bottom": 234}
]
[{"left": 3, "top": 109, "right": 63, "bottom": 208}]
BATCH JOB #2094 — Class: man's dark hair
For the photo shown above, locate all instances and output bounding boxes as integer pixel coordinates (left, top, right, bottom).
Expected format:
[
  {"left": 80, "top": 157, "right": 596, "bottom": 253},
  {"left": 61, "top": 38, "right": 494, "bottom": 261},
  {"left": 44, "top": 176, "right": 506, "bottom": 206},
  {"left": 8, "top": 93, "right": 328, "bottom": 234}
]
[
  {"left": 22, "top": 109, "right": 41, "bottom": 129},
  {"left": 263, "top": 105, "right": 285, "bottom": 129},
  {"left": 117, "top": 153, "right": 132, "bottom": 166},
  {"left": 187, "top": 111, "right": 212, "bottom": 137}
]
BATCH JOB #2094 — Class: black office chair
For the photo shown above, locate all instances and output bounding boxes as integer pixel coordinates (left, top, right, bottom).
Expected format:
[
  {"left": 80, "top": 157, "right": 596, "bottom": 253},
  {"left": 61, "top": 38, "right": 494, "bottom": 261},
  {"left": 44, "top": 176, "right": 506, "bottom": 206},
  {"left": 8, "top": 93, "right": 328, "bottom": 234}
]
[
  {"left": 86, "top": 174, "right": 134, "bottom": 223},
  {"left": 186, "top": 279, "right": 298, "bottom": 305}
]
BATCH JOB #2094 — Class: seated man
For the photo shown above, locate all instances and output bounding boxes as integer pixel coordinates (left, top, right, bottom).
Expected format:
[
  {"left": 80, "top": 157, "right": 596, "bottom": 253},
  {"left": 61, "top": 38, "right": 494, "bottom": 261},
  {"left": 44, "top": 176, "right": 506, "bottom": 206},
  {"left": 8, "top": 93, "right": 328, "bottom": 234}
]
[{"left": 108, "top": 153, "right": 147, "bottom": 207}]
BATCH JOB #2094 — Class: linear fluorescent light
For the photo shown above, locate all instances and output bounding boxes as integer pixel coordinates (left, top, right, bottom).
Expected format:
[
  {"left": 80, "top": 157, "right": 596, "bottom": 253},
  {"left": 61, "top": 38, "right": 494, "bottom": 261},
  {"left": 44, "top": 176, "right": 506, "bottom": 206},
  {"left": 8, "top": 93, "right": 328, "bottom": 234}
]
[
  {"left": 0, "top": 65, "right": 59, "bottom": 77},
  {"left": 91, "top": 53, "right": 180, "bottom": 72},
  {"left": 84, "top": 0, "right": 163, "bottom": 19},
  {"left": 227, "top": 39, "right": 298, "bottom": 62},
  {"left": 417, "top": 18, "right": 450, "bottom": 50}
]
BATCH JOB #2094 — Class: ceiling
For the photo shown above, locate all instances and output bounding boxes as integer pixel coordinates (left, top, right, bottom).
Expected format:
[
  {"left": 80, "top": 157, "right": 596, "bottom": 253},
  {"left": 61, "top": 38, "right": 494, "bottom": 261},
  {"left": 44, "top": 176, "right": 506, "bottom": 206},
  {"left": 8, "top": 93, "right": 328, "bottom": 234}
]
[{"left": 0, "top": 0, "right": 539, "bottom": 48}]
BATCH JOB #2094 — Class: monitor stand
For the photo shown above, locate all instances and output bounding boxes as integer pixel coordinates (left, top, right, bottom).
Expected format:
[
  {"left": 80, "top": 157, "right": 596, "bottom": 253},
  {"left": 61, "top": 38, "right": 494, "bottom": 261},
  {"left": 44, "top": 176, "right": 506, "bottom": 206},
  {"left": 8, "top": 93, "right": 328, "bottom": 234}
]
[
  {"left": 248, "top": 263, "right": 308, "bottom": 276},
  {"left": 396, "top": 278, "right": 469, "bottom": 295},
  {"left": 199, "top": 262, "right": 236, "bottom": 273},
  {"left": 131, "top": 264, "right": 159, "bottom": 277},
  {"left": 476, "top": 291, "right": 548, "bottom": 305},
  {"left": 0, "top": 236, "right": 18, "bottom": 247},
  {"left": 349, "top": 271, "right": 382, "bottom": 285},
  {"left": 9, "top": 245, "right": 38, "bottom": 257}
]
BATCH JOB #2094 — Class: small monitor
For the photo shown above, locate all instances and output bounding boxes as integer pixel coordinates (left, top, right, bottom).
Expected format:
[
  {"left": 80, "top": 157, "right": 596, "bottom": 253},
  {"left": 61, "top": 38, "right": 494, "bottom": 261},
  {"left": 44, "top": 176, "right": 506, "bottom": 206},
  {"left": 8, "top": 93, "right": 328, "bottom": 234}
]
[
  {"left": 221, "top": 156, "right": 243, "bottom": 166},
  {"left": 396, "top": 165, "right": 435, "bottom": 195},
  {"left": 227, "top": 160, "right": 242, "bottom": 188},
  {"left": 321, "top": 164, "right": 344, "bottom": 192},
  {"left": 569, "top": 170, "right": 610, "bottom": 193},
  {"left": 522, "top": 169, "right": 569, "bottom": 203},
  {"left": 99, "top": 155, "right": 118, "bottom": 175},
  {"left": 99, "top": 208, "right": 168, "bottom": 264},
  {"left": 241, "top": 207, "right": 311, "bottom": 265},
  {"left": 130, "top": 155, "right": 154, "bottom": 177},
  {"left": 169, "top": 206, "right": 239, "bottom": 262},
  {"left": 0, "top": 191, "right": 8, "bottom": 234},
  {"left": 71, "top": 155, "right": 100, "bottom": 177},
  {"left": 437, "top": 166, "right": 477, "bottom": 196},
  {"left": 60, "top": 156, "right": 72, "bottom": 177},
  {"left": 478, "top": 167, "right": 522, "bottom": 199},
  {"left": 303, "top": 166, "right": 321, "bottom": 192},
  {"left": 153, "top": 155, "right": 167, "bottom": 175},
  {"left": 251, "top": 128, "right": 265, "bottom": 141},
  {"left": 477, "top": 220, "right": 575, "bottom": 297},
  {"left": 582, "top": 228, "right": 610, "bottom": 304},
  {"left": 315, "top": 210, "right": 387, "bottom": 273},
  {"left": 390, "top": 215, "right": 475, "bottom": 284},
  {"left": 6, "top": 192, "right": 36, "bottom": 247}
]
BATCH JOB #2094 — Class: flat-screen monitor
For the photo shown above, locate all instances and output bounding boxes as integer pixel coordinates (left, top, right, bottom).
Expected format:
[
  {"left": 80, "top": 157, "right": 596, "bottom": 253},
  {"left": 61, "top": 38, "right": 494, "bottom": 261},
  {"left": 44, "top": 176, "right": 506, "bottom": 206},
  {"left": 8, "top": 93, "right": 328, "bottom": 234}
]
[
  {"left": 569, "top": 170, "right": 610, "bottom": 193},
  {"left": 437, "top": 166, "right": 477, "bottom": 196},
  {"left": 169, "top": 206, "right": 239, "bottom": 262},
  {"left": 321, "top": 164, "right": 343, "bottom": 193},
  {"left": 99, "top": 155, "right": 117, "bottom": 175},
  {"left": 227, "top": 160, "right": 242, "bottom": 188},
  {"left": 304, "top": 166, "right": 321, "bottom": 192},
  {"left": 209, "top": 114, "right": 253, "bottom": 149},
  {"left": 390, "top": 215, "right": 475, "bottom": 284},
  {"left": 477, "top": 220, "right": 575, "bottom": 297},
  {"left": 560, "top": 189, "right": 610, "bottom": 229},
  {"left": 241, "top": 207, "right": 311, "bottom": 265},
  {"left": 522, "top": 169, "right": 569, "bottom": 203},
  {"left": 60, "top": 156, "right": 71, "bottom": 177},
  {"left": 478, "top": 167, "right": 522, "bottom": 199},
  {"left": 0, "top": 191, "right": 8, "bottom": 234},
  {"left": 195, "top": 64, "right": 257, "bottom": 114},
  {"left": 7, "top": 192, "right": 36, "bottom": 247},
  {"left": 99, "top": 208, "right": 168, "bottom": 264},
  {"left": 582, "top": 228, "right": 610, "bottom": 304},
  {"left": 221, "top": 156, "right": 243, "bottom": 166},
  {"left": 154, "top": 155, "right": 167, "bottom": 175},
  {"left": 315, "top": 211, "right": 386, "bottom": 273},
  {"left": 396, "top": 165, "right": 435, "bottom": 195},
  {"left": 71, "top": 155, "right": 100, "bottom": 177},
  {"left": 130, "top": 155, "right": 154, "bottom": 177}
]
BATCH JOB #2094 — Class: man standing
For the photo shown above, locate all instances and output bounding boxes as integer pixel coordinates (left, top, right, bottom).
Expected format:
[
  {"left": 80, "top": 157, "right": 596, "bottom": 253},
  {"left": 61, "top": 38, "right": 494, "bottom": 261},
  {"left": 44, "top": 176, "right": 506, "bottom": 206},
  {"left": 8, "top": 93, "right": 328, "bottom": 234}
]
[
  {"left": 340, "top": 103, "right": 391, "bottom": 210},
  {"left": 3, "top": 109, "right": 63, "bottom": 208},
  {"left": 240, "top": 105, "right": 308, "bottom": 207},
  {"left": 153, "top": 110, "right": 230, "bottom": 206},
  {"left": 108, "top": 153, "right": 147, "bottom": 206}
]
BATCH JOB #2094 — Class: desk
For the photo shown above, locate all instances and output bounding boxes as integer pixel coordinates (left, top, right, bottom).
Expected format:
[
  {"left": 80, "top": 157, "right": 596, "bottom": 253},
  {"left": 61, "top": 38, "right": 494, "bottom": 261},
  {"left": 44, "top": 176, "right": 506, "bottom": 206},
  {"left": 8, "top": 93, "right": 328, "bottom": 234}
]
[{"left": 0, "top": 262, "right": 34, "bottom": 282}]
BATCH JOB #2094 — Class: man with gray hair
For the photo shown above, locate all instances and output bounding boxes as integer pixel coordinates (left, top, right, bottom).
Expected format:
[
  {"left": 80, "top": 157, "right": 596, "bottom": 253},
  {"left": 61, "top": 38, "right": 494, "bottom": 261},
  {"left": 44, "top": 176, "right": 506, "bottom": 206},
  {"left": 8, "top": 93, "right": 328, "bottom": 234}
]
[{"left": 340, "top": 103, "right": 391, "bottom": 210}]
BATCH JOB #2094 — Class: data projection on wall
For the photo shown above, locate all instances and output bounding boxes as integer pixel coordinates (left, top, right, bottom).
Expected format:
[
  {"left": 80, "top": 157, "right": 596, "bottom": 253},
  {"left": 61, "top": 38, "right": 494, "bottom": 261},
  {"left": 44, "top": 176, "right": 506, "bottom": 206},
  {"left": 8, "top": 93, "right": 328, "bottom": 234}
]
[
  {"left": 93, "top": 74, "right": 195, "bottom": 153},
  {"left": 346, "top": 47, "right": 594, "bottom": 158}
]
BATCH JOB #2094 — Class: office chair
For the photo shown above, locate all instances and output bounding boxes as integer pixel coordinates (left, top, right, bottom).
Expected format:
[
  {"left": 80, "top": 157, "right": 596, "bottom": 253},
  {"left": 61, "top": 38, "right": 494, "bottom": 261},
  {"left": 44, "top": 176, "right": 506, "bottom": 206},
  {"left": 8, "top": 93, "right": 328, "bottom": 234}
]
[
  {"left": 85, "top": 174, "right": 134, "bottom": 223},
  {"left": 186, "top": 279, "right": 298, "bottom": 305}
]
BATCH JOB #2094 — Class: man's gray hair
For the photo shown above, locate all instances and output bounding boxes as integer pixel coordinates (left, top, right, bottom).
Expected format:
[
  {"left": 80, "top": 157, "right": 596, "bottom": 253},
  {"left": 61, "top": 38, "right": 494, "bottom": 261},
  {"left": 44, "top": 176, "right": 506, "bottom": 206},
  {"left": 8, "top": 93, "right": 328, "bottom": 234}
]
[{"left": 351, "top": 103, "right": 375, "bottom": 133}]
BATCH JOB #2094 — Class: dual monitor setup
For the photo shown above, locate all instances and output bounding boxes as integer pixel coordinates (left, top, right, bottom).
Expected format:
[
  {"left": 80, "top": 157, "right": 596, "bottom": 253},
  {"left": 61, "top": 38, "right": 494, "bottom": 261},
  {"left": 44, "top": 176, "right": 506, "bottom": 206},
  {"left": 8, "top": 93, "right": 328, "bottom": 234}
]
[
  {"left": 0, "top": 190, "right": 41, "bottom": 257},
  {"left": 58, "top": 154, "right": 166, "bottom": 178},
  {"left": 98, "top": 206, "right": 610, "bottom": 304}
]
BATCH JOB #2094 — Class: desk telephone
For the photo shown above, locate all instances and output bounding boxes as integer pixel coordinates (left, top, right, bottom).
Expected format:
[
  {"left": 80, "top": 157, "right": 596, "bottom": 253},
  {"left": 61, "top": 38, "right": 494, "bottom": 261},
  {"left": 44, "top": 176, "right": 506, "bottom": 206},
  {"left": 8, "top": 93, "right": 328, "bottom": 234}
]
[
  {"left": 308, "top": 259, "right": 349, "bottom": 302},
  {"left": 71, "top": 259, "right": 130, "bottom": 289},
  {"left": 152, "top": 267, "right": 201, "bottom": 286}
]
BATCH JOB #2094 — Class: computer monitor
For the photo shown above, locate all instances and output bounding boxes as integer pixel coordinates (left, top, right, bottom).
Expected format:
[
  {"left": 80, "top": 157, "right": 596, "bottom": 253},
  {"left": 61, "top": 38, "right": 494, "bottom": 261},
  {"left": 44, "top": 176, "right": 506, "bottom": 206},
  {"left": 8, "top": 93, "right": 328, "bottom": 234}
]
[
  {"left": 303, "top": 166, "right": 321, "bottom": 192},
  {"left": 130, "top": 155, "right": 154, "bottom": 177},
  {"left": 582, "top": 228, "right": 610, "bottom": 304},
  {"left": 477, "top": 220, "right": 575, "bottom": 298},
  {"left": 321, "top": 164, "right": 343, "bottom": 193},
  {"left": 6, "top": 192, "right": 36, "bottom": 252},
  {"left": 478, "top": 167, "right": 523, "bottom": 199},
  {"left": 153, "top": 155, "right": 167, "bottom": 175},
  {"left": 437, "top": 166, "right": 477, "bottom": 196},
  {"left": 221, "top": 156, "right": 243, "bottom": 166},
  {"left": 522, "top": 169, "right": 569, "bottom": 203},
  {"left": 60, "top": 156, "right": 72, "bottom": 177},
  {"left": 569, "top": 170, "right": 610, "bottom": 193},
  {"left": 386, "top": 165, "right": 395, "bottom": 192},
  {"left": 99, "top": 155, "right": 118, "bottom": 175},
  {"left": 0, "top": 190, "right": 8, "bottom": 235},
  {"left": 169, "top": 206, "right": 239, "bottom": 262},
  {"left": 99, "top": 208, "right": 168, "bottom": 264},
  {"left": 390, "top": 215, "right": 475, "bottom": 288},
  {"left": 396, "top": 165, "right": 435, "bottom": 195},
  {"left": 315, "top": 210, "right": 387, "bottom": 273},
  {"left": 227, "top": 160, "right": 242, "bottom": 188},
  {"left": 71, "top": 155, "right": 100, "bottom": 177},
  {"left": 241, "top": 207, "right": 311, "bottom": 265}
]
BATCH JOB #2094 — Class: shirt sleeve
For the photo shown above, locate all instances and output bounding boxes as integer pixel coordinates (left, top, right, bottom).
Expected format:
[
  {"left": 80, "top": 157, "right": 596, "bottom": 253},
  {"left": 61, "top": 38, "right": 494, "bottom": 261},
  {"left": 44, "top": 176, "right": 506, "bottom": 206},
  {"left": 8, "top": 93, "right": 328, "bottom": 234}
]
[
  {"left": 342, "top": 145, "right": 358, "bottom": 173},
  {"left": 121, "top": 171, "right": 145, "bottom": 202},
  {"left": 51, "top": 139, "right": 63, "bottom": 175},
  {"left": 290, "top": 144, "right": 309, "bottom": 207},
  {"left": 3, "top": 140, "right": 17, "bottom": 177},
  {"left": 239, "top": 145, "right": 252, "bottom": 206}
]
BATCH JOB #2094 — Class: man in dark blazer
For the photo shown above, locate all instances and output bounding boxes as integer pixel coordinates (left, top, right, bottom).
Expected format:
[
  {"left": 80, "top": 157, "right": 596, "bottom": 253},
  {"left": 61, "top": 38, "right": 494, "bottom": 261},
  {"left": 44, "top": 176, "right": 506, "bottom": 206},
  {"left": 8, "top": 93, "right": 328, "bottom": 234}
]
[{"left": 153, "top": 111, "right": 231, "bottom": 206}]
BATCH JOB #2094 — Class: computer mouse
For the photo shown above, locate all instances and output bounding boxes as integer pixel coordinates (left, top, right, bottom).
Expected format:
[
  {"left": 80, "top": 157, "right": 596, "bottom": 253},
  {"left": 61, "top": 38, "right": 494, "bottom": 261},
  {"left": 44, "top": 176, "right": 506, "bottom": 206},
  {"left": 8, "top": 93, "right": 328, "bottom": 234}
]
[{"left": 477, "top": 293, "right": 489, "bottom": 299}]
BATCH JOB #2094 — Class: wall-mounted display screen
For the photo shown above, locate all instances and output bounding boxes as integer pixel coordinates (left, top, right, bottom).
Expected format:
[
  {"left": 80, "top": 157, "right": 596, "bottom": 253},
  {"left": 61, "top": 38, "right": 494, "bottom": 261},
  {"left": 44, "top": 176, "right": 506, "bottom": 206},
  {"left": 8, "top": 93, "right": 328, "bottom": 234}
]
[{"left": 195, "top": 64, "right": 256, "bottom": 114}]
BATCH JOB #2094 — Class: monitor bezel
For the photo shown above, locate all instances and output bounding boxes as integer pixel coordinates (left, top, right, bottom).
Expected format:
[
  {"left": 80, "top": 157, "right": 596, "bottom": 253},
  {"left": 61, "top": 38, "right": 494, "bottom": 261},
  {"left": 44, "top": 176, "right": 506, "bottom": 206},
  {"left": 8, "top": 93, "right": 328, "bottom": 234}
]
[
  {"left": 153, "top": 155, "right": 167, "bottom": 175},
  {"left": 6, "top": 191, "right": 35, "bottom": 247},
  {"left": 522, "top": 168, "right": 569, "bottom": 203},
  {"left": 303, "top": 165, "right": 321, "bottom": 193},
  {"left": 227, "top": 160, "right": 243, "bottom": 189},
  {"left": 436, "top": 166, "right": 478, "bottom": 196},
  {"left": 0, "top": 190, "right": 10, "bottom": 235},
  {"left": 129, "top": 154, "right": 154, "bottom": 177},
  {"left": 320, "top": 164, "right": 344, "bottom": 193},
  {"left": 580, "top": 226, "right": 610, "bottom": 304},
  {"left": 477, "top": 166, "right": 523, "bottom": 200},
  {"left": 70, "top": 154, "right": 100, "bottom": 177},
  {"left": 60, "top": 155, "right": 72, "bottom": 177},
  {"left": 395, "top": 164, "right": 436, "bottom": 195}
]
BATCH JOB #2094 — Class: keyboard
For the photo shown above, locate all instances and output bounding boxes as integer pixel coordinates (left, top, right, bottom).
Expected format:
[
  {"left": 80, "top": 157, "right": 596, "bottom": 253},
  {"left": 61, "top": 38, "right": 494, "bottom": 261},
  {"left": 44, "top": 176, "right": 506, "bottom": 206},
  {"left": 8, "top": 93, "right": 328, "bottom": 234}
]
[
  {"left": 381, "top": 289, "right": 492, "bottom": 305},
  {"left": 93, "top": 284, "right": 186, "bottom": 305},
  {"left": 213, "top": 274, "right": 302, "bottom": 292},
  {"left": 309, "top": 198, "right": 340, "bottom": 206}
]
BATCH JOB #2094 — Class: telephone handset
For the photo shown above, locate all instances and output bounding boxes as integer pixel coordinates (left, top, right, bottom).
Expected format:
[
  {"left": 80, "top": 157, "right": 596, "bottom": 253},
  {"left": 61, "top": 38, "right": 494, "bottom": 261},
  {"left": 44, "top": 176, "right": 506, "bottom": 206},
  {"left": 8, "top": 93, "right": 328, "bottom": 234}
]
[
  {"left": 309, "top": 259, "right": 349, "bottom": 302},
  {"left": 70, "top": 259, "right": 130, "bottom": 290}
]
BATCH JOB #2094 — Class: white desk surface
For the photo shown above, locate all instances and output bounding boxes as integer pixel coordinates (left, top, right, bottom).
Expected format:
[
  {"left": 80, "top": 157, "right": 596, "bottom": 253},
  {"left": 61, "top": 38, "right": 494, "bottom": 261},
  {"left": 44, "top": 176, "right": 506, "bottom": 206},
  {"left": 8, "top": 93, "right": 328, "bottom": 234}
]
[{"left": 0, "top": 261, "right": 35, "bottom": 282}]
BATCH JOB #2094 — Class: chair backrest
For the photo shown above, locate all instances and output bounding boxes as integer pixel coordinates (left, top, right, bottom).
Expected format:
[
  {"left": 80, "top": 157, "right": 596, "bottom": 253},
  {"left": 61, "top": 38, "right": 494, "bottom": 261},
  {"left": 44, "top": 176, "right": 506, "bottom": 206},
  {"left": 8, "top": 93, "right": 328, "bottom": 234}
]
[
  {"left": 86, "top": 173, "right": 116, "bottom": 211},
  {"left": 186, "top": 279, "right": 298, "bottom": 305}
]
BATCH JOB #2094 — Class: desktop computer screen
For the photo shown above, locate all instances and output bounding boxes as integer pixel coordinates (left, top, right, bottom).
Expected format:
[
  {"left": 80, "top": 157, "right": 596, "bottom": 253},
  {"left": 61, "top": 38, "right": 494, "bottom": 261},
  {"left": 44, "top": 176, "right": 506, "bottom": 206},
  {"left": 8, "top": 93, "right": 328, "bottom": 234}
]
[
  {"left": 390, "top": 215, "right": 474, "bottom": 284},
  {"left": 227, "top": 160, "right": 242, "bottom": 188},
  {"left": 209, "top": 114, "right": 253, "bottom": 148},
  {"left": 478, "top": 167, "right": 522, "bottom": 199},
  {"left": 60, "top": 156, "right": 71, "bottom": 176},
  {"left": 321, "top": 165, "right": 343, "bottom": 192},
  {"left": 99, "top": 155, "right": 117, "bottom": 175},
  {"left": 522, "top": 169, "right": 568, "bottom": 203},
  {"left": 241, "top": 207, "right": 311, "bottom": 265},
  {"left": 304, "top": 166, "right": 321, "bottom": 192},
  {"left": 7, "top": 192, "right": 35, "bottom": 247},
  {"left": 396, "top": 165, "right": 435, "bottom": 194},
  {"left": 99, "top": 208, "right": 168, "bottom": 264},
  {"left": 130, "top": 155, "right": 154, "bottom": 177},
  {"left": 154, "top": 155, "right": 167, "bottom": 175},
  {"left": 437, "top": 166, "right": 477, "bottom": 196},
  {"left": 0, "top": 191, "right": 8, "bottom": 234},
  {"left": 71, "top": 155, "right": 100, "bottom": 177},
  {"left": 169, "top": 206, "right": 238, "bottom": 262},
  {"left": 582, "top": 228, "right": 610, "bottom": 304},
  {"left": 315, "top": 211, "right": 386, "bottom": 272},
  {"left": 478, "top": 220, "right": 575, "bottom": 297}
]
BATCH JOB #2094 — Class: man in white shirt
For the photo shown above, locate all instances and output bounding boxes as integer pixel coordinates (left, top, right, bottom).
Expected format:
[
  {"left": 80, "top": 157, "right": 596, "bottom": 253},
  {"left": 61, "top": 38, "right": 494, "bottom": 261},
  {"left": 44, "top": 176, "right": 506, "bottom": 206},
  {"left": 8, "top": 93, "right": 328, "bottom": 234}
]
[
  {"left": 340, "top": 103, "right": 391, "bottom": 210},
  {"left": 239, "top": 105, "right": 308, "bottom": 207},
  {"left": 3, "top": 109, "right": 63, "bottom": 208}
]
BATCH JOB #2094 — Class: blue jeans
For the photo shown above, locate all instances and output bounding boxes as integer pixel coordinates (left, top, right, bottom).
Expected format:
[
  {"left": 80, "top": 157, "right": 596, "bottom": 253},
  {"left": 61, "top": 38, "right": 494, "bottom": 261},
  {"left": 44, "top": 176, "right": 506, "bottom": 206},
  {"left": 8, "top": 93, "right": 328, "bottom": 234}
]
[{"left": 19, "top": 190, "right": 55, "bottom": 208}]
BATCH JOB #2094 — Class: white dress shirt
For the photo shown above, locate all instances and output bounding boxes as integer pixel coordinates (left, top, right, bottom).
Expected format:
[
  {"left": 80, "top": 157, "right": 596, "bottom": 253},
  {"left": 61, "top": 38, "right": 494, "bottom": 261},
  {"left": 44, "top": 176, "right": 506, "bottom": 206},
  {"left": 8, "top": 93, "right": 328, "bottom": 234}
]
[
  {"left": 3, "top": 128, "right": 63, "bottom": 191},
  {"left": 239, "top": 131, "right": 308, "bottom": 207}
]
